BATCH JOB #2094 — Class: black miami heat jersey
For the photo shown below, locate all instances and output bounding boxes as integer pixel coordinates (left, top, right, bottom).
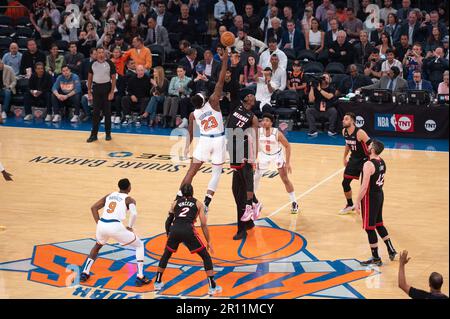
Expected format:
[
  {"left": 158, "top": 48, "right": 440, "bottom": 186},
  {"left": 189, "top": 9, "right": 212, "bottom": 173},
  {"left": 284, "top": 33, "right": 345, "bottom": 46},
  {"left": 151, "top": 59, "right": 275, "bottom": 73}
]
[
  {"left": 226, "top": 105, "right": 256, "bottom": 168},
  {"left": 173, "top": 197, "right": 199, "bottom": 225},
  {"left": 344, "top": 127, "right": 369, "bottom": 160},
  {"left": 369, "top": 158, "right": 386, "bottom": 193}
]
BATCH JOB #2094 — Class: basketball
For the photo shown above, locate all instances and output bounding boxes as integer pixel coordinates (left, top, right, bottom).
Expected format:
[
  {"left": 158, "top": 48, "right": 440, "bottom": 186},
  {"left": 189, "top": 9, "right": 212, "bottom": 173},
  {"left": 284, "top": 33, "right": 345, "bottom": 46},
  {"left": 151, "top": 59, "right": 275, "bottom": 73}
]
[{"left": 220, "top": 31, "right": 236, "bottom": 47}]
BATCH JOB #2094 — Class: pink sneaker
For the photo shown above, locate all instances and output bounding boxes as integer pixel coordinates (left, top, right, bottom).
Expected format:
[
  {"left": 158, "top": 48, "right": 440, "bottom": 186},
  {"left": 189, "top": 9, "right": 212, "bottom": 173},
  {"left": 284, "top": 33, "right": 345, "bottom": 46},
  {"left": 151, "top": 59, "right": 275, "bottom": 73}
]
[
  {"left": 252, "top": 202, "right": 263, "bottom": 220},
  {"left": 241, "top": 205, "right": 254, "bottom": 222}
]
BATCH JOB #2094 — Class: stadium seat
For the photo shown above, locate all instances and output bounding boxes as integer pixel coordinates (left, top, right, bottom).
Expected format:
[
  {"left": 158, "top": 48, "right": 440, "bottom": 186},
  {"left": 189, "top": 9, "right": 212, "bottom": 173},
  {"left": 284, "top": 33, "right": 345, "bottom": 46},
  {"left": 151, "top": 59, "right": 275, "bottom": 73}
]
[
  {"left": 0, "top": 26, "right": 15, "bottom": 37},
  {"left": 0, "top": 15, "right": 13, "bottom": 27},
  {"left": 14, "top": 26, "right": 34, "bottom": 38},
  {"left": 297, "top": 49, "right": 316, "bottom": 61},
  {"left": 302, "top": 61, "right": 324, "bottom": 73},
  {"left": 0, "top": 37, "right": 12, "bottom": 51},
  {"left": 55, "top": 40, "right": 69, "bottom": 51},
  {"left": 273, "top": 90, "right": 300, "bottom": 119},
  {"left": 11, "top": 78, "right": 30, "bottom": 106},
  {"left": 15, "top": 16, "right": 31, "bottom": 27},
  {"left": 331, "top": 74, "right": 350, "bottom": 95},
  {"left": 325, "top": 62, "right": 345, "bottom": 74},
  {"left": 282, "top": 48, "right": 296, "bottom": 60}
]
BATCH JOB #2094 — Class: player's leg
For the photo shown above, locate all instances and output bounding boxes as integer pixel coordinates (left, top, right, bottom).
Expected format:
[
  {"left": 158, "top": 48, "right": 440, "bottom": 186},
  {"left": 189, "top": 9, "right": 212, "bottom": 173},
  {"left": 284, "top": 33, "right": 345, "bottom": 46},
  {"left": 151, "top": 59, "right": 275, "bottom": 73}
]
[
  {"left": 375, "top": 193, "right": 397, "bottom": 260},
  {"left": 232, "top": 169, "right": 252, "bottom": 240},
  {"left": 241, "top": 163, "right": 258, "bottom": 221},
  {"left": 154, "top": 233, "right": 180, "bottom": 291},
  {"left": 116, "top": 225, "right": 151, "bottom": 286},
  {"left": 278, "top": 164, "right": 299, "bottom": 214},
  {"left": 197, "top": 248, "right": 222, "bottom": 295},
  {"left": 360, "top": 194, "right": 383, "bottom": 266},
  {"left": 80, "top": 242, "right": 103, "bottom": 282},
  {"left": 176, "top": 161, "right": 203, "bottom": 199},
  {"left": 340, "top": 175, "right": 356, "bottom": 214},
  {"left": 204, "top": 137, "right": 227, "bottom": 213},
  {"left": 81, "top": 222, "right": 109, "bottom": 281}
]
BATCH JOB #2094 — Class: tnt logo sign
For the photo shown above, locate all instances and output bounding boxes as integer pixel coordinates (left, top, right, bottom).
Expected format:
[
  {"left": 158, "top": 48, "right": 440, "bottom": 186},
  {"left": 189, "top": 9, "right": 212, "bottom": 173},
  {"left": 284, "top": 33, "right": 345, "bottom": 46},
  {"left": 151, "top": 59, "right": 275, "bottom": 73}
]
[
  {"left": 424, "top": 120, "right": 437, "bottom": 132},
  {"left": 355, "top": 116, "right": 365, "bottom": 128},
  {"left": 375, "top": 114, "right": 414, "bottom": 132},
  {"left": 394, "top": 115, "right": 414, "bottom": 132}
]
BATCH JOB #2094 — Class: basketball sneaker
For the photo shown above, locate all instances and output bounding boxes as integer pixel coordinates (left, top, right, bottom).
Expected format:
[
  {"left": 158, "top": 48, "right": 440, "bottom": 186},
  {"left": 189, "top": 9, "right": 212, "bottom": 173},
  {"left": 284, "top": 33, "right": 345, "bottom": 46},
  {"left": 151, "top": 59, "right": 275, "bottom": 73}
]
[
  {"left": 232, "top": 230, "right": 246, "bottom": 240},
  {"left": 44, "top": 114, "right": 52, "bottom": 122},
  {"left": 154, "top": 281, "right": 165, "bottom": 291},
  {"left": 208, "top": 285, "right": 222, "bottom": 296},
  {"left": 291, "top": 202, "right": 300, "bottom": 214},
  {"left": 389, "top": 250, "right": 398, "bottom": 261},
  {"left": 252, "top": 202, "right": 263, "bottom": 220},
  {"left": 241, "top": 205, "right": 254, "bottom": 222},
  {"left": 204, "top": 205, "right": 209, "bottom": 215},
  {"left": 135, "top": 275, "right": 152, "bottom": 287},
  {"left": 359, "top": 257, "right": 383, "bottom": 267},
  {"left": 80, "top": 272, "right": 90, "bottom": 282},
  {"left": 339, "top": 205, "right": 354, "bottom": 215}
]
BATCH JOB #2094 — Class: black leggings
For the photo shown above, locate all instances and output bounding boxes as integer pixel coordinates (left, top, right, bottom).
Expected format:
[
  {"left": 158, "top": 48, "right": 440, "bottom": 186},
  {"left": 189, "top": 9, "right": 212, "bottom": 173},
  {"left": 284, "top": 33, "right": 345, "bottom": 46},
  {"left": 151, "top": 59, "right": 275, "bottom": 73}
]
[
  {"left": 158, "top": 247, "right": 213, "bottom": 271},
  {"left": 232, "top": 165, "right": 255, "bottom": 233}
]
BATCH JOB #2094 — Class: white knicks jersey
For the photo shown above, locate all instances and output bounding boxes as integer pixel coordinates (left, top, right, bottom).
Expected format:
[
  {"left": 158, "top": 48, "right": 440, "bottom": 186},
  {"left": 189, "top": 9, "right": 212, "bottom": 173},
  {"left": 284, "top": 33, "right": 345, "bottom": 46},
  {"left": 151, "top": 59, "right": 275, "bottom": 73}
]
[
  {"left": 259, "top": 128, "right": 282, "bottom": 155},
  {"left": 101, "top": 192, "right": 129, "bottom": 221},
  {"left": 193, "top": 101, "right": 224, "bottom": 136}
]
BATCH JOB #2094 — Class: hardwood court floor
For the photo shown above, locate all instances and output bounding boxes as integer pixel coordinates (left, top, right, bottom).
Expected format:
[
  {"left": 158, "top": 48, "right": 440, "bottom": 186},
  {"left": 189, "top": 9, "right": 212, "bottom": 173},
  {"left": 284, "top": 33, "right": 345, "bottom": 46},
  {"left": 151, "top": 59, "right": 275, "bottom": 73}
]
[{"left": 0, "top": 126, "right": 448, "bottom": 299}]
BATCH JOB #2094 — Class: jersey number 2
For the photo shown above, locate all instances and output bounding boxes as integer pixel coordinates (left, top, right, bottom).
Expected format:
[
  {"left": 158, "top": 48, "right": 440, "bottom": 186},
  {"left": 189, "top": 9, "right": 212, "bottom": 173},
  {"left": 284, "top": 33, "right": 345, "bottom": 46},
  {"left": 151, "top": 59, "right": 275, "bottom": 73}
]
[{"left": 179, "top": 207, "right": 190, "bottom": 217}]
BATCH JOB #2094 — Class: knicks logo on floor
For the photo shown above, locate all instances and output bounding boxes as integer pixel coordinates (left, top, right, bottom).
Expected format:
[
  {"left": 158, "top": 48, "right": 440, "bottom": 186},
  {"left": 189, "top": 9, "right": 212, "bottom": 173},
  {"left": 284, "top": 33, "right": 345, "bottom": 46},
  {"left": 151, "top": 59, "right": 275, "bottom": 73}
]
[{"left": 0, "top": 219, "right": 378, "bottom": 299}]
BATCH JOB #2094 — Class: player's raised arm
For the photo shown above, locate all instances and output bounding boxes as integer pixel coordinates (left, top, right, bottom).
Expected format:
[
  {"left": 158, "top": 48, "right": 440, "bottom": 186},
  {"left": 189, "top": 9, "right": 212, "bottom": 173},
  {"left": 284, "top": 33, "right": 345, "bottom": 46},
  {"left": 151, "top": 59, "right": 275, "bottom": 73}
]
[
  {"left": 252, "top": 115, "right": 259, "bottom": 159},
  {"left": 278, "top": 132, "right": 292, "bottom": 174},
  {"left": 208, "top": 48, "right": 230, "bottom": 111},
  {"left": 197, "top": 201, "right": 213, "bottom": 254},
  {"left": 91, "top": 195, "right": 108, "bottom": 224},
  {"left": 355, "top": 161, "right": 375, "bottom": 212},
  {"left": 126, "top": 197, "right": 137, "bottom": 231},
  {"left": 398, "top": 250, "right": 412, "bottom": 295},
  {"left": 185, "top": 112, "right": 195, "bottom": 153}
]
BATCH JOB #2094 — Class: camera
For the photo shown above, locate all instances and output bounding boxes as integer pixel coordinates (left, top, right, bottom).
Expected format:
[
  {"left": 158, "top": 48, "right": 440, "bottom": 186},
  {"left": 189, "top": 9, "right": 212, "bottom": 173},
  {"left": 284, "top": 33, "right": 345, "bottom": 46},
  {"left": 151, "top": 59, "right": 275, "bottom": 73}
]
[{"left": 309, "top": 74, "right": 325, "bottom": 88}]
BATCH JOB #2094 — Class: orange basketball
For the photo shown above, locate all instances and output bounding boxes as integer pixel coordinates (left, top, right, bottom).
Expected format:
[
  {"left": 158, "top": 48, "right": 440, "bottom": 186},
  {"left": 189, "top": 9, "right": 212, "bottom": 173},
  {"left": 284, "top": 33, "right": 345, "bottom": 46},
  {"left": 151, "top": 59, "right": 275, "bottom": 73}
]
[{"left": 221, "top": 31, "right": 236, "bottom": 47}]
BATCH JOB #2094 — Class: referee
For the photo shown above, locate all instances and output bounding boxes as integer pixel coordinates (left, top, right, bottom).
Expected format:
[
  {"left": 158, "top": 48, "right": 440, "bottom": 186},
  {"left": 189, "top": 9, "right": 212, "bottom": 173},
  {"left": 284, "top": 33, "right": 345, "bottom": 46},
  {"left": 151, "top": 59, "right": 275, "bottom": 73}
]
[{"left": 86, "top": 47, "right": 117, "bottom": 143}]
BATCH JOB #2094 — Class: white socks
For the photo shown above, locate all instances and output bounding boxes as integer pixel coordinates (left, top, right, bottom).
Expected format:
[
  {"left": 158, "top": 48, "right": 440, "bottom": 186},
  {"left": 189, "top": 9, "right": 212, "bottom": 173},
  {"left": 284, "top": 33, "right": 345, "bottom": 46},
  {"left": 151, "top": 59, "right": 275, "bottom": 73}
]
[
  {"left": 289, "top": 192, "right": 296, "bottom": 203},
  {"left": 83, "top": 258, "right": 94, "bottom": 274}
]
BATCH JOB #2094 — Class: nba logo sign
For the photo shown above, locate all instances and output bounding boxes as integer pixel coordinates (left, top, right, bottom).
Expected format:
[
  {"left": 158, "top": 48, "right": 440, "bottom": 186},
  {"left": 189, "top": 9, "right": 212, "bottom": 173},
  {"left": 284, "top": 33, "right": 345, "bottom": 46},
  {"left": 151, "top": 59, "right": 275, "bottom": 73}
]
[{"left": 375, "top": 114, "right": 414, "bottom": 132}]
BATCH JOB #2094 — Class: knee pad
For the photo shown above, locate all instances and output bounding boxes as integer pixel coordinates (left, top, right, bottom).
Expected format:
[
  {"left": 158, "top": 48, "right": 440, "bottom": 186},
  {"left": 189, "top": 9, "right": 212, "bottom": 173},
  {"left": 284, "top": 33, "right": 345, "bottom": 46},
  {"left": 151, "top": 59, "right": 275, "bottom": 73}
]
[
  {"left": 207, "top": 165, "right": 223, "bottom": 192},
  {"left": 365, "top": 229, "right": 378, "bottom": 245},
  {"left": 342, "top": 178, "right": 352, "bottom": 192},
  {"left": 197, "top": 248, "right": 213, "bottom": 271},
  {"left": 376, "top": 225, "right": 389, "bottom": 238},
  {"left": 158, "top": 248, "right": 173, "bottom": 269}
]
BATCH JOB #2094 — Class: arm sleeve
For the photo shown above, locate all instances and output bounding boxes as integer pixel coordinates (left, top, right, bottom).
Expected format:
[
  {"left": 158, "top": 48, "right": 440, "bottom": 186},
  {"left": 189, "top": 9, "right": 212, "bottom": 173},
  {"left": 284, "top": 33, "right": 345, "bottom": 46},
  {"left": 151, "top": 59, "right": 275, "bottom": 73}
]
[
  {"left": 128, "top": 203, "right": 138, "bottom": 228},
  {"left": 165, "top": 213, "right": 175, "bottom": 235}
]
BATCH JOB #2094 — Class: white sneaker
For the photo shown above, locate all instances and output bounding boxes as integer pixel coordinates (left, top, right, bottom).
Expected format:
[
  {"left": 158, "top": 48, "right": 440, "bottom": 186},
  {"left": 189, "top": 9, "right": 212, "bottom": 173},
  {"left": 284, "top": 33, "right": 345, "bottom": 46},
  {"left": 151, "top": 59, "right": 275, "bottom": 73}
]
[
  {"left": 114, "top": 116, "right": 121, "bottom": 124},
  {"left": 45, "top": 114, "right": 53, "bottom": 122},
  {"left": 154, "top": 281, "right": 164, "bottom": 292},
  {"left": 122, "top": 115, "right": 131, "bottom": 125},
  {"left": 70, "top": 115, "right": 79, "bottom": 123},
  {"left": 52, "top": 114, "right": 61, "bottom": 123},
  {"left": 111, "top": 116, "right": 115, "bottom": 123},
  {"left": 252, "top": 202, "right": 263, "bottom": 220},
  {"left": 1, "top": 111, "right": 6, "bottom": 119},
  {"left": 291, "top": 202, "right": 300, "bottom": 214},
  {"left": 208, "top": 285, "right": 222, "bottom": 296},
  {"left": 178, "top": 118, "right": 188, "bottom": 128},
  {"left": 339, "top": 205, "right": 355, "bottom": 215},
  {"left": 100, "top": 116, "right": 105, "bottom": 124},
  {"left": 24, "top": 114, "right": 33, "bottom": 121},
  {"left": 241, "top": 205, "right": 254, "bottom": 222}
]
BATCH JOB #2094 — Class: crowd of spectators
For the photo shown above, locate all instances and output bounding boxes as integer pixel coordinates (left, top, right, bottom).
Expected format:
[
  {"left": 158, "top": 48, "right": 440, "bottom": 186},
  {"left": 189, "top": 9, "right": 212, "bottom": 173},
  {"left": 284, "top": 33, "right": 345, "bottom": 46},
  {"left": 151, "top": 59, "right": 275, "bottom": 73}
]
[{"left": 0, "top": 0, "right": 448, "bottom": 133}]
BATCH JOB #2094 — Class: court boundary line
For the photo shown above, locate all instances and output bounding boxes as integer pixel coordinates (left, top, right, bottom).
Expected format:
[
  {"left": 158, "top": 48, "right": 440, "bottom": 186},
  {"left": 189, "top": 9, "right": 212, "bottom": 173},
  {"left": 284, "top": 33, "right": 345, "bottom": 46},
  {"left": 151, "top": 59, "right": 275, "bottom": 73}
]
[
  {"left": 267, "top": 167, "right": 345, "bottom": 218},
  {"left": 1, "top": 125, "right": 447, "bottom": 153}
]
